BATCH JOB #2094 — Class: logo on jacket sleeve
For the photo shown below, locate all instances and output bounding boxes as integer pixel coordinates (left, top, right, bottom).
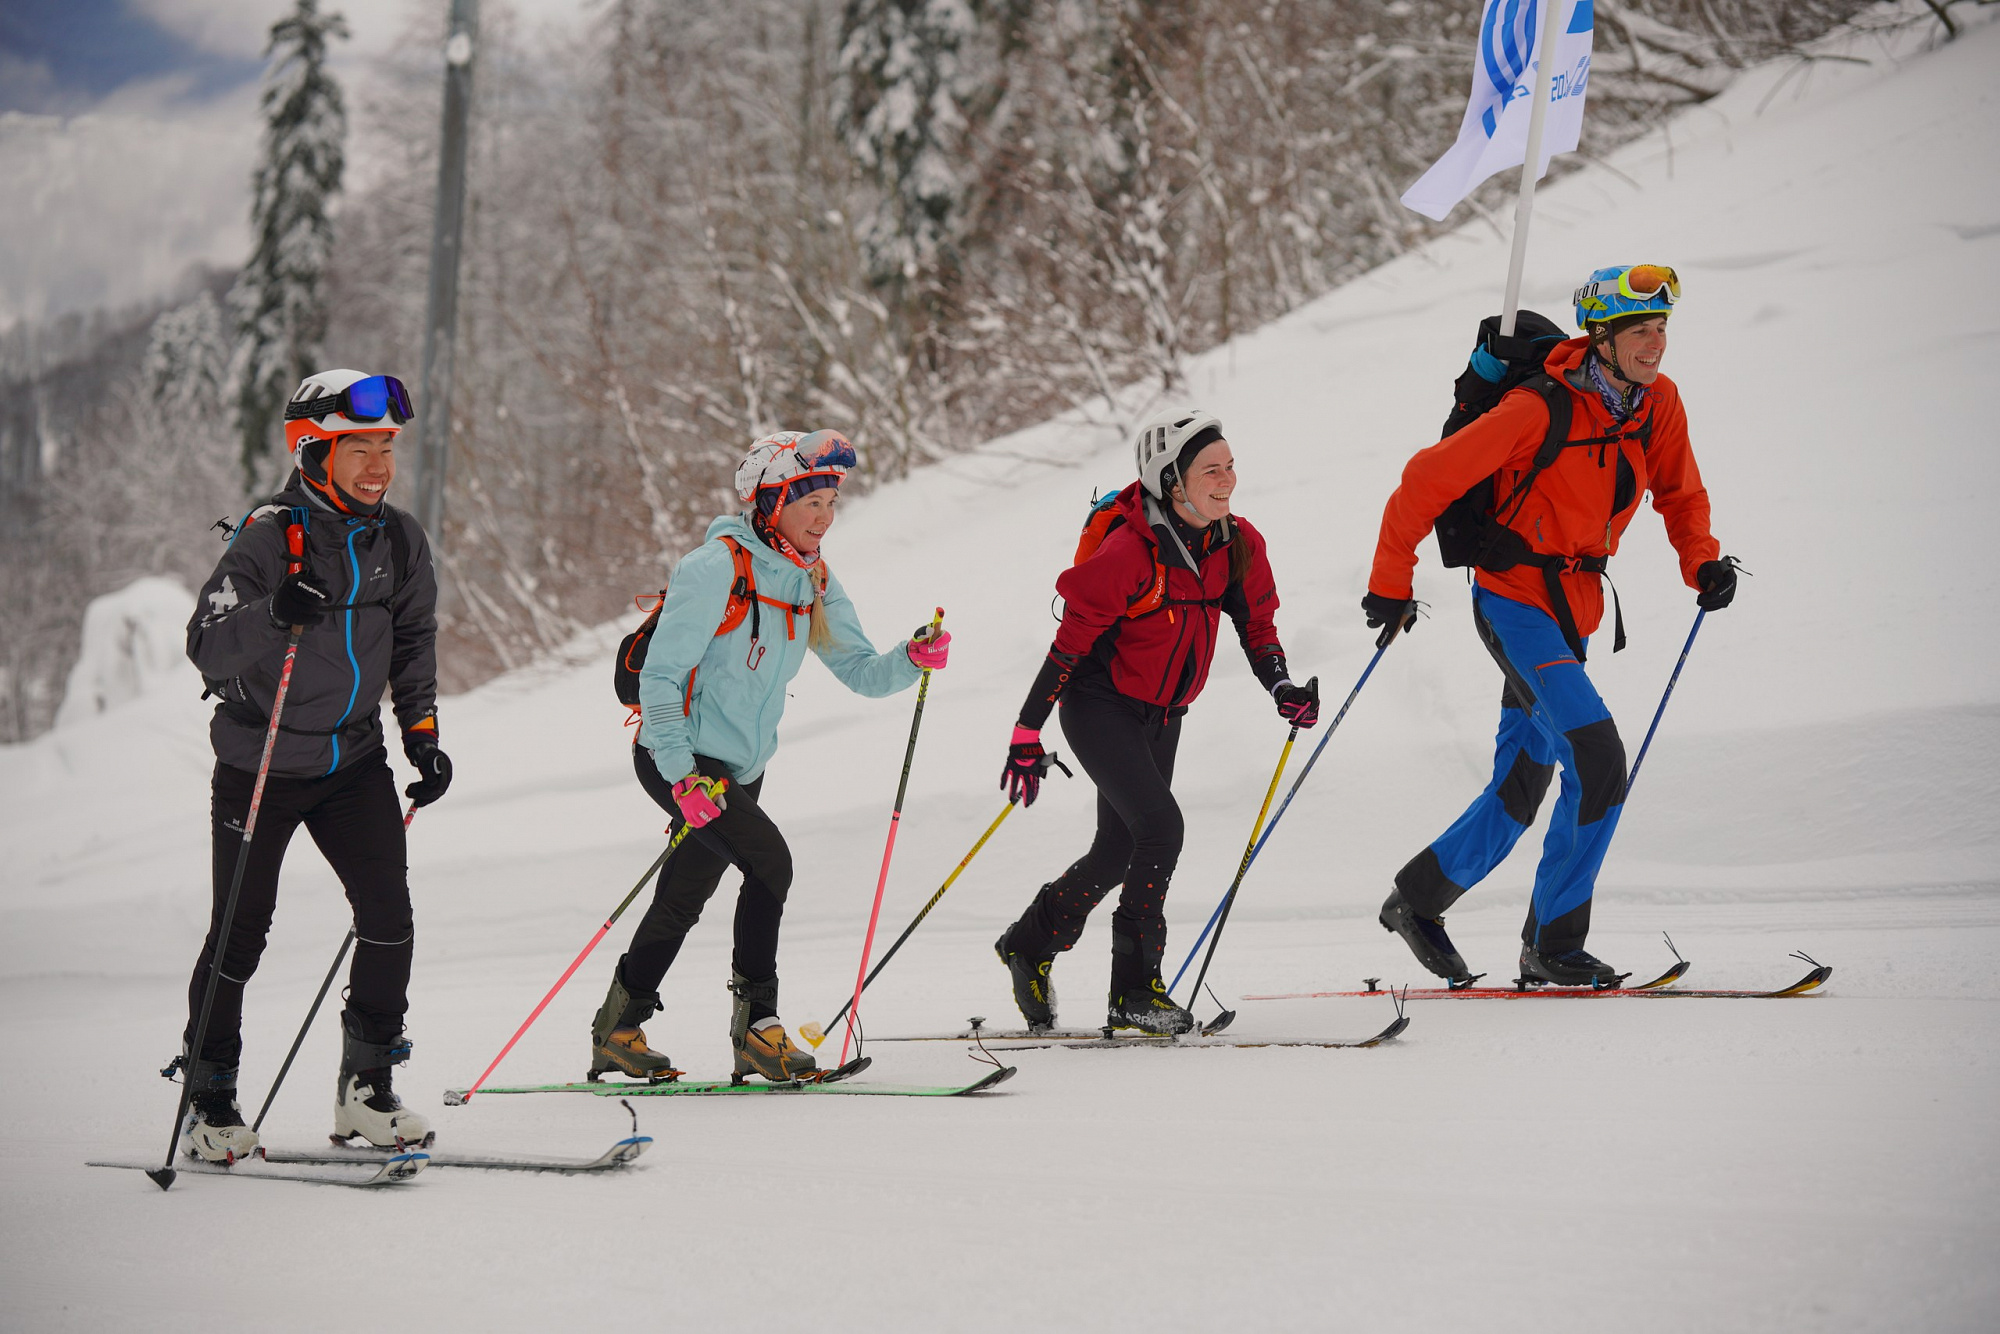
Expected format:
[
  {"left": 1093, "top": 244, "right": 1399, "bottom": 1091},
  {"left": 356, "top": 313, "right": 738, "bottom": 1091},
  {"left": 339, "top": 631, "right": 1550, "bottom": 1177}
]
[{"left": 208, "top": 576, "right": 239, "bottom": 617}]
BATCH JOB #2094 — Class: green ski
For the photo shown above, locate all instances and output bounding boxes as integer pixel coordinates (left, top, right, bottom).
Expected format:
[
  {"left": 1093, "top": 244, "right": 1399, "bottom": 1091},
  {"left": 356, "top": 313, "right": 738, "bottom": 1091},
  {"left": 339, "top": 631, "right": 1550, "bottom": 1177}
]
[{"left": 446, "top": 1064, "right": 1014, "bottom": 1103}]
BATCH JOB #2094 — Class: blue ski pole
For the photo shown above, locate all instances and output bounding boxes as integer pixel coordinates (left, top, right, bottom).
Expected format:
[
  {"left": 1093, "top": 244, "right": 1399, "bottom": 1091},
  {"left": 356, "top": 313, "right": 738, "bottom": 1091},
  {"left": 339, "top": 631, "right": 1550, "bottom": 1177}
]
[
  {"left": 1169, "top": 614, "right": 1410, "bottom": 998},
  {"left": 1625, "top": 608, "right": 1705, "bottom": 796}
]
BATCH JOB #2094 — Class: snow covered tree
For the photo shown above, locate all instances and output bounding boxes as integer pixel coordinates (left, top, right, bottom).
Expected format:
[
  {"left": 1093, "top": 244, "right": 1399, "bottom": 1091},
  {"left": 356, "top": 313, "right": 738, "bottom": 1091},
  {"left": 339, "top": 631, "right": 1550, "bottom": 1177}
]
[
  {"left": 228, "top": 0, "right": 349, "bottom": 483},
  {"left": 144, "top": 290, "right": 230, "bottom": 416},
  {"left": 835, "top": 0, "right": 977, "bottom": 294}
]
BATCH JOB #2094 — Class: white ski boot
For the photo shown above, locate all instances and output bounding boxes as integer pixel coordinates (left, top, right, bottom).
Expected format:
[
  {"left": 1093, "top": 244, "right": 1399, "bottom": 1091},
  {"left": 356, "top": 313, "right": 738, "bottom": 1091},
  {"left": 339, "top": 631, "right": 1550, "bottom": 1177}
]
[
  {"left": 176, "top": 1057, "right": 260, "bottom": 1164},
  {"left": 332, "top": 1015, "right": 433, "bottom": 1148}
]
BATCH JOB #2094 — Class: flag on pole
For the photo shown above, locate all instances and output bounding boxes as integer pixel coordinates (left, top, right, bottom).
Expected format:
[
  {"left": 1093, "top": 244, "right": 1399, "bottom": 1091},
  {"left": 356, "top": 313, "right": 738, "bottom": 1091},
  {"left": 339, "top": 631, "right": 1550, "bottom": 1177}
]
[{"left": 1400, "top": 0, "right": 1596, "bottom": 222}]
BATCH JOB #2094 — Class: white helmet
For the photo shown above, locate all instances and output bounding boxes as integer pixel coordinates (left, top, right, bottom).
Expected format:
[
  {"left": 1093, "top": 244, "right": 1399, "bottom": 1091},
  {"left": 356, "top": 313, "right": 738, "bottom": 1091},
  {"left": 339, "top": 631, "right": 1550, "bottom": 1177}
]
[
  {"left": 1133, "top": 406, "right": 1223, "bottom": 499},
  {"left": 734, "top": 429, "right": 858, "bottom": 517}
]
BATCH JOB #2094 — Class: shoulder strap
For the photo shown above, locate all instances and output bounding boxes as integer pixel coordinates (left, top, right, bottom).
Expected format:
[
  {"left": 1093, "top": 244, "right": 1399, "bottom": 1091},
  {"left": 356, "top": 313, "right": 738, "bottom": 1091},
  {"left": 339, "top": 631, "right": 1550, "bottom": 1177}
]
[
  {"left": 383, "top": 510, "right": 412, "bottom": 596},
  {"left": 715, "top": 535, "right": 758, "bottom": 636}
]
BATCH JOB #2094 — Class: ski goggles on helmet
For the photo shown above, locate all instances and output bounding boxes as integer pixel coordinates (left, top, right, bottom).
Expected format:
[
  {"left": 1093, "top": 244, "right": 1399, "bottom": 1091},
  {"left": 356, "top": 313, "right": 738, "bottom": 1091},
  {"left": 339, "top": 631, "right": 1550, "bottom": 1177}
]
[
  {"left": 284, "top": 374, "right": 414, "bottom": 427},
  {"left": 791, "top": 429, "right": 857, "bottom": 474},
  {"left": 1574, "top": 264, "right": 1680, "bottom": 310}
]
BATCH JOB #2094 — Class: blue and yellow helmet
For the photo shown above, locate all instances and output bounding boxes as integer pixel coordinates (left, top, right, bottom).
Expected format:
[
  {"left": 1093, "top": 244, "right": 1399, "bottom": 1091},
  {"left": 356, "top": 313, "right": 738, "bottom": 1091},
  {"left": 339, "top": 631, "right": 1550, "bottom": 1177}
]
[{"left": 1573, "top": 264, "right": 1680, "bottom": 332}]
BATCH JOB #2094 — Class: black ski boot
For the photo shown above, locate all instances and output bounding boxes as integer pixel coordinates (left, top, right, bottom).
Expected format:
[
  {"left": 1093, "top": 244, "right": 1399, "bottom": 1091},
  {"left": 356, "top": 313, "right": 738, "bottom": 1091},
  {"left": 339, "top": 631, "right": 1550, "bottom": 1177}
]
[
  {"left": 994, "top": 923, "right": 1057, "bottom": 1032},
  {"left": 728, "top": 972, "right": 817, "bottom": 1083},
  {"left": 1380, "top": 887, "right": 1476, "bottom": 985},
  {"left": 333, "top": 1013, "right": 433, "bottom": 1148},
  {"left": 1105, "top": 931, "right": 1195, "bottom": 1035},
  {"left": 173, "top": 1056, "right": 259, "bottom": 1164},
  {"left": 1519, "top": 943, "right": 1625, "bottom": 988},
  {"left": 589, "top": 972, "right": 680, "bottom": 1082}
]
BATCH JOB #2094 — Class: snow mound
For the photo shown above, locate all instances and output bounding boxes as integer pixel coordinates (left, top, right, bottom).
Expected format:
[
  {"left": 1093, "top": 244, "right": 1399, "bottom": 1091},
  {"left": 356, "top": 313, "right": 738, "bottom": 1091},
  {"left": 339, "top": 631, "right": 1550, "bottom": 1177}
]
[{"left": 52, "top": 576, "right": 200, "bottom": 729}]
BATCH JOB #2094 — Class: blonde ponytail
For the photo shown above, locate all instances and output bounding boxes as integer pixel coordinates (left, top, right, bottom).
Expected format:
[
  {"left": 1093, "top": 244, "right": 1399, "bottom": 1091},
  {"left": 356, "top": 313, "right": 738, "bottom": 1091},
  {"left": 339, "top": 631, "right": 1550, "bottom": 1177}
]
[{"left": 807, "top": 559, "right": 836, "bottom": 651}]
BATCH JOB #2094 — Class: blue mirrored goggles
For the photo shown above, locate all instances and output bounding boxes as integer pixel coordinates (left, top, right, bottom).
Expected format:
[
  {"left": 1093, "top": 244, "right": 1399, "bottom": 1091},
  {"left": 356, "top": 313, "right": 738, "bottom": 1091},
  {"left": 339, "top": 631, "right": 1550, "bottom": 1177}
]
[{"left": 284, "top": 375, "right": 413, "bottom": 426}]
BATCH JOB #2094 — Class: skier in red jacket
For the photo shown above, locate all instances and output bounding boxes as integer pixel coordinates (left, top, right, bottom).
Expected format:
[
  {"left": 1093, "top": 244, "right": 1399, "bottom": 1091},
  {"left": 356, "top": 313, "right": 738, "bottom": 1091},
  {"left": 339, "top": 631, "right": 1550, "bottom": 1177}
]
[
  {"left": 1366, "top": 265, "right": 1739, "bottom": 988},
  {"left": 993, "top": 408, "right": 1320, "bottom": 1034}
]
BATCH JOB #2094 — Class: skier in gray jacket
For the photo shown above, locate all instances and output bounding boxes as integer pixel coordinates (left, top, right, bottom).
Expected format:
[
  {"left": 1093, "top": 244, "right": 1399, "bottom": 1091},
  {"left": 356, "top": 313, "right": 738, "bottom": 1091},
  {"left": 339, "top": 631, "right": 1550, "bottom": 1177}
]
[{"left": 175, "top": 369, "right": 448, "bottom": 1162}]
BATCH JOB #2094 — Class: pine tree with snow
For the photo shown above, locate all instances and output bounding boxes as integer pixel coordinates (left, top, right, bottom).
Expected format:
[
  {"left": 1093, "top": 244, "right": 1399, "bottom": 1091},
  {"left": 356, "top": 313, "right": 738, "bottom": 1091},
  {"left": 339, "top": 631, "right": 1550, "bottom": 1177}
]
[
  {"left": 228, "top": 0, "right": 349, "bottom": 483},
  {"left": 144, "top": 290, "right": 230, "bottom": 416},
  {"left": 835, "top": 0, "right": 977, "bottom": 293}
]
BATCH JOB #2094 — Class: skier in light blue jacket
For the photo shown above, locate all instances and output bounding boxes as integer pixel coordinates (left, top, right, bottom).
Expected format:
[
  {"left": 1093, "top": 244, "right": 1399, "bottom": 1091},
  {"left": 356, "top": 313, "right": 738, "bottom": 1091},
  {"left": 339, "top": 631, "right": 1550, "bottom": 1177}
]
[{"left": 589, "top": 430, "right": 951, "bottom": 1083}]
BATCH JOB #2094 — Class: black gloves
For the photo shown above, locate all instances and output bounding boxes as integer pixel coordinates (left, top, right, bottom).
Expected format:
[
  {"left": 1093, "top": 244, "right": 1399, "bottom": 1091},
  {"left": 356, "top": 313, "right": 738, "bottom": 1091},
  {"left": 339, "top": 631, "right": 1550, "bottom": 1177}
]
[
  {"left": 269, "top": 571, "right": 333, "bottom": 631},
  {"left": 403, "top": 733, "right": 453, "bottom": 808},
  {"left": 1696, "top": 557, "right": 1741, "bottom": 611},
  {"left": 1273, "top": 676, "right": 1320, "bottom": 729},
  {"left": 1362, "top": 593, "right": 1418, "bottom": 647}
]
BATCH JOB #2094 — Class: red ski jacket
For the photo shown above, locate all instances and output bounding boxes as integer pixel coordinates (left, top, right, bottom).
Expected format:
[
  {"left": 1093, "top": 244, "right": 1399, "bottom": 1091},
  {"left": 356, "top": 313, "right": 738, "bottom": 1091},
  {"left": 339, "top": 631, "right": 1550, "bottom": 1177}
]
[
  {"left": 1046, "top": 481, "right": 1283, "bottom": 714},
  {"left": 1369, "top": 337, "right": 1720, "bottom": 637}
]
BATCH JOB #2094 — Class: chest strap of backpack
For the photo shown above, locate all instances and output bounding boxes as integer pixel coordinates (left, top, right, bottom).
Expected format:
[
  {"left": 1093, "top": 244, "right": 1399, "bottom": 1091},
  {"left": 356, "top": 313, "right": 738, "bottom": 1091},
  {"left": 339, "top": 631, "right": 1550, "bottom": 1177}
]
[
  {"left": 680, "top": 537, "right": 820, "bottom": 717},
  {"left": 1512, "top": 552, "right": 1624, "bottom": 665}
]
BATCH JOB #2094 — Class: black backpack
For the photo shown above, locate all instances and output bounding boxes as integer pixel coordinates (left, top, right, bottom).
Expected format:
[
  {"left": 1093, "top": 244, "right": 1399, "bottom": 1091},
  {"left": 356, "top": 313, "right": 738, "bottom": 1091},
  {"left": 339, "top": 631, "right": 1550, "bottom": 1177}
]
[
  {"left": 1431, "top": 310, "right": 1571, "bottom": 570},
  {"left": 1429, "top": 310, "right": 1652, "bottom": 662}
]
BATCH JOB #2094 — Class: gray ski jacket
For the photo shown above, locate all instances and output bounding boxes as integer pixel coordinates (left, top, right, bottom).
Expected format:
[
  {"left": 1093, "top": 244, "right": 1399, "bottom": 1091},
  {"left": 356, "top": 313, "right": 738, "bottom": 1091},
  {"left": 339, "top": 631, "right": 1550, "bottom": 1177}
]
[{"left": 187, "top": 481, "right": 439, "bottom": 778}]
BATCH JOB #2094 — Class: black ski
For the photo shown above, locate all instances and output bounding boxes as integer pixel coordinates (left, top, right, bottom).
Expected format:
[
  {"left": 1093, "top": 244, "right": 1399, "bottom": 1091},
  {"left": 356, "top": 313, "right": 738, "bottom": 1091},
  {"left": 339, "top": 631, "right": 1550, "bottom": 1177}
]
[{"left": 979, "top": 1014, "right": 1410, "bottom": 1051}]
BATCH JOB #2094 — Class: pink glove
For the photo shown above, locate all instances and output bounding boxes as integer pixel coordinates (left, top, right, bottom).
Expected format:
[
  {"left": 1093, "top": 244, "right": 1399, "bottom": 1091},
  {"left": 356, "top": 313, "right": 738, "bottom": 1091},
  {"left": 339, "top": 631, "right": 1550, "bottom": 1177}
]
[
  {"left": 671, "top": 773, "right": 729, "bottom": 829},
  {"left": 906, "top": 627, "right": 951, "bottom": 671}
]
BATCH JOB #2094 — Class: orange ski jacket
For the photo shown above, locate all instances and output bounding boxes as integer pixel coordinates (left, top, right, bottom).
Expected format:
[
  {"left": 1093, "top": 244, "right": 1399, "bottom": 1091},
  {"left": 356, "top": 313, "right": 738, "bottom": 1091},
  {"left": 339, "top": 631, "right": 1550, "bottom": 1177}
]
[{"left": 1369, "top": 337, "right": 1720, "bottom": 640}]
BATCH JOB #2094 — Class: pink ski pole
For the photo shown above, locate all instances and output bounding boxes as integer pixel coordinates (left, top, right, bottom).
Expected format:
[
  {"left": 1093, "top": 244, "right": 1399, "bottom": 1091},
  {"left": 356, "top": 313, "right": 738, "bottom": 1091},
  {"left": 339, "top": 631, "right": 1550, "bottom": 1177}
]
[{"left": 839, "top": 609, "right": 944, "bottom": 1066}]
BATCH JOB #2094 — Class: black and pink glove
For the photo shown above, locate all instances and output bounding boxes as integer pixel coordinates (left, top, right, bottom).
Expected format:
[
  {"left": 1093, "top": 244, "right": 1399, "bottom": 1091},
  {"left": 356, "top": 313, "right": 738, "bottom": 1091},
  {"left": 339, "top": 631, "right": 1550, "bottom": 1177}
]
[
  {"left": 1272, "top": 676, "right": 1320, "bottom": 729},
  {"left": 1001, "top": 726, "right": 1073, "bottom": 807}
]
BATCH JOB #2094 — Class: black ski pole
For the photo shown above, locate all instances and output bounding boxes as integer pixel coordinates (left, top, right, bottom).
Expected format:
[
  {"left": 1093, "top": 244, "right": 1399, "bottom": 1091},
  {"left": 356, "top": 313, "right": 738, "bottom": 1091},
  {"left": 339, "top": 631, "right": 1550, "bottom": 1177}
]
[
  {"left": 1626, "top": 608, "right": 1705, "bottom": 796},
  {"left": 152, "top": 520, "right": 312, "bottom": 1191},
  {"left": 1174, "top": 612, "right": 1414, "bottom": 1017},
  {"left": 249, "top": 801, "right": 419, "bottom": 1133}
]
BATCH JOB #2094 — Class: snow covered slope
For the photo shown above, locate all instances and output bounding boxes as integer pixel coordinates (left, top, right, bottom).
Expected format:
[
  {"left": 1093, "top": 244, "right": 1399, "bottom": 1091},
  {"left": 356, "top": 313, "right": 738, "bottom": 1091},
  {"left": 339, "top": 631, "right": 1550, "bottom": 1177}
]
[{"left": 3, "top": 11, "right": 1996, "bottom": 1331}]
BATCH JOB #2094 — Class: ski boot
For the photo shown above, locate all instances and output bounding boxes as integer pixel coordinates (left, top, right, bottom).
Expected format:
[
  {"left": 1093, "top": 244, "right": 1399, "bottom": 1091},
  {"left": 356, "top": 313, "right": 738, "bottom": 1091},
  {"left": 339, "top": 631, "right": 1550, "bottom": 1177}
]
[
  {"left": 172, "top": 1056, "right": 260, "bottom": 1164},
  {"left": 994, "top": 923, "right": 1058, "bottom": 1032},
  {"left": 1104, "top": 931, "right": 1195, "bottom": 1035},
  {"left": 1380, "top": 887, "right": 1476, "bottom": 985},
  {"left": 332, "top": 1013, "right": 433, "bottom": 1148},
  {"left": 588, "top": 972, "right": 680, "bottom": 1082},
  {"left": 1518, "top": 943, "right": 1625, "bottom": 989},
  {"left": 728, "top": 972, "right": 817, "bottom": 1083}
]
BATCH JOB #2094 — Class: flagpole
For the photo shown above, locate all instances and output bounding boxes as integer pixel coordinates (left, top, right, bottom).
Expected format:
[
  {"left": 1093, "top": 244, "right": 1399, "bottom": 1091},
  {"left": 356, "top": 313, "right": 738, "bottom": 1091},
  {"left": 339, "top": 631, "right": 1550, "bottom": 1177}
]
[{"left": 1499, "top": 0, "right": 1570, "bottom": 338}]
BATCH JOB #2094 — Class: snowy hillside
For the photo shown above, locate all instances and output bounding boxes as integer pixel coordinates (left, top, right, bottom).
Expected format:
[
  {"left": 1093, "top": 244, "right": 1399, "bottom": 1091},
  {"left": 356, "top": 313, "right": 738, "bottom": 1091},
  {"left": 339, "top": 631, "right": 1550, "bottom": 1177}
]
[{"left": 3, "top": 10, "right": 1997, "bottom": 1331}]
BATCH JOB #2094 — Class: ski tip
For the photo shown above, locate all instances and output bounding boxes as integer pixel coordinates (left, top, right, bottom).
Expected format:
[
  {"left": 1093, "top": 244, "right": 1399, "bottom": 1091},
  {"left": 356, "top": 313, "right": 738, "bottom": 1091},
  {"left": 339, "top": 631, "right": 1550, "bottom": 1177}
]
[{"left": 145, "top": 1166, "right": 177, "bottom": 1192}]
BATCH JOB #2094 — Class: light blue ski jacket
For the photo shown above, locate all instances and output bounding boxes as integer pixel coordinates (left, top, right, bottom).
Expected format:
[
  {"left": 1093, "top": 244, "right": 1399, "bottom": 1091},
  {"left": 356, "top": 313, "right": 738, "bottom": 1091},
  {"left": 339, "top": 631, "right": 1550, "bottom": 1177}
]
[{"left": 637, "top": 514, "right": 922, "bottom": 786}]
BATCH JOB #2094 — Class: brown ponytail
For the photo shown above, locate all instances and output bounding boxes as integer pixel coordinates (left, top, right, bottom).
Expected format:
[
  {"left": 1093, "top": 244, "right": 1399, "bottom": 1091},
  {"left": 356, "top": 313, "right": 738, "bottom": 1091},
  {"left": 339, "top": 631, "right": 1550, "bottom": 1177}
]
[{"left": 1226, "top": 516, "right": 1253, "bottom": 585}]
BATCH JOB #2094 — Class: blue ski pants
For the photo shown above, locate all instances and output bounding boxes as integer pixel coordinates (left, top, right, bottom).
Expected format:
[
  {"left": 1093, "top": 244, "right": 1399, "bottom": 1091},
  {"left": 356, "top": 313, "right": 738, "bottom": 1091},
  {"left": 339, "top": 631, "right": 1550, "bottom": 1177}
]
[{"left": 1394, "top": 587, "right": 1627, "bottom": 954}]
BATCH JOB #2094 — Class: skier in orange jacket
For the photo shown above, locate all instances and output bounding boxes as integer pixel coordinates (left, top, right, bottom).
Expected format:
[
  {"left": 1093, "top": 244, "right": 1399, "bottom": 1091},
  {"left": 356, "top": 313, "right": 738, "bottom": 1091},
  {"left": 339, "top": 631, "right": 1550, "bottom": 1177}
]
[{"left": 1366, "top": 265, "right": 1740, "bottom": 988}]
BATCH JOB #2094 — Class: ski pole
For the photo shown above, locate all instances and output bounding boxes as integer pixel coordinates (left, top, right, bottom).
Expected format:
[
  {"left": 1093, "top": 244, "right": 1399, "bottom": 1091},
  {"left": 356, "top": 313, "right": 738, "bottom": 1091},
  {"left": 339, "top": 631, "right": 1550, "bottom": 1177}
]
[
  {"left": 455, "top": 809, "right": 711, "bottom": 1103},
  {"left": 1168, "top": 617, "right": 1411, "bottom": 1011},
  {"left": 1625, "top": 608, "right": 1705, "bottom": 796},
  {"left": 250, "top": 801, "right": 418, "bottom": 1133},
  {"left": 838, "top": 608, "right": 944, "bottom": 1066},
  {"left": 801, "top": 800, "right": 1012, "bottom": 1050},
  {"left": 1167, "top": 724, "right": 1297, "bottom": 997},
  {"left": 151, "top": 519, "right": 312, "bottom": 1191}
]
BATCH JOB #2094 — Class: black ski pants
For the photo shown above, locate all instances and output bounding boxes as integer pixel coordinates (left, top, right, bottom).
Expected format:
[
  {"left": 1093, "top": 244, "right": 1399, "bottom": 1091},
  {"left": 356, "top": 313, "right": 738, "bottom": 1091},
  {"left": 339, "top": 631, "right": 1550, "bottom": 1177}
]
[
  {"left": 184, "top": 755, "right": 412, "bottom": 1066},
  {"left": 1014, "top": 678, "right": 1183, "bottom": 978},
  {"left": 620, "top": 746, "right": 789, "bottom": 1021}
]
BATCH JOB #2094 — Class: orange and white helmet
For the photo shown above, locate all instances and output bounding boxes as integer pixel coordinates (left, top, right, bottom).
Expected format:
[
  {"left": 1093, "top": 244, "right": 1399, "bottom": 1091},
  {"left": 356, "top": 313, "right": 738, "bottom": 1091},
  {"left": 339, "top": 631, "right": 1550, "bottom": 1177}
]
[
  {"left": 734, "top": 429, "right": 856, "bottom": 520},
  {"left": 282, "top": 369, "right": 411, "bottom": 512}
]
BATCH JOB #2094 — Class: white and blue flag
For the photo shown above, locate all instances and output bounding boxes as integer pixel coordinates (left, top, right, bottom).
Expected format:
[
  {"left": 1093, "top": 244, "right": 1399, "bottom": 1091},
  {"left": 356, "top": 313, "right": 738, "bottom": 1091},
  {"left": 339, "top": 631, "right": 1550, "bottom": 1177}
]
[{"left": 1400, "top": 0, "right": 1596, "bottom": 222}]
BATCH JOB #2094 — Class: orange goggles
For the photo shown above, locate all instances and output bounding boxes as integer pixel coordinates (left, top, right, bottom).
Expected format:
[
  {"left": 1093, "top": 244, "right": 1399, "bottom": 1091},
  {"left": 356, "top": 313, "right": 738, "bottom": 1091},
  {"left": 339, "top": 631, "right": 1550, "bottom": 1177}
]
[{"left": 1578, "top": 264, "right": 1681, "bottom": 306}]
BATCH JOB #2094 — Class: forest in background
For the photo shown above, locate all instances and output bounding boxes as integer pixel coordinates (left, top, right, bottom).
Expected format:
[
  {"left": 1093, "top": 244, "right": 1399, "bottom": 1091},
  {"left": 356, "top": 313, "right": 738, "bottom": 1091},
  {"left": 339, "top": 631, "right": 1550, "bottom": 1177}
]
[{"left": 0, "top": 0, "right": 1922, "bottom": 741}]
